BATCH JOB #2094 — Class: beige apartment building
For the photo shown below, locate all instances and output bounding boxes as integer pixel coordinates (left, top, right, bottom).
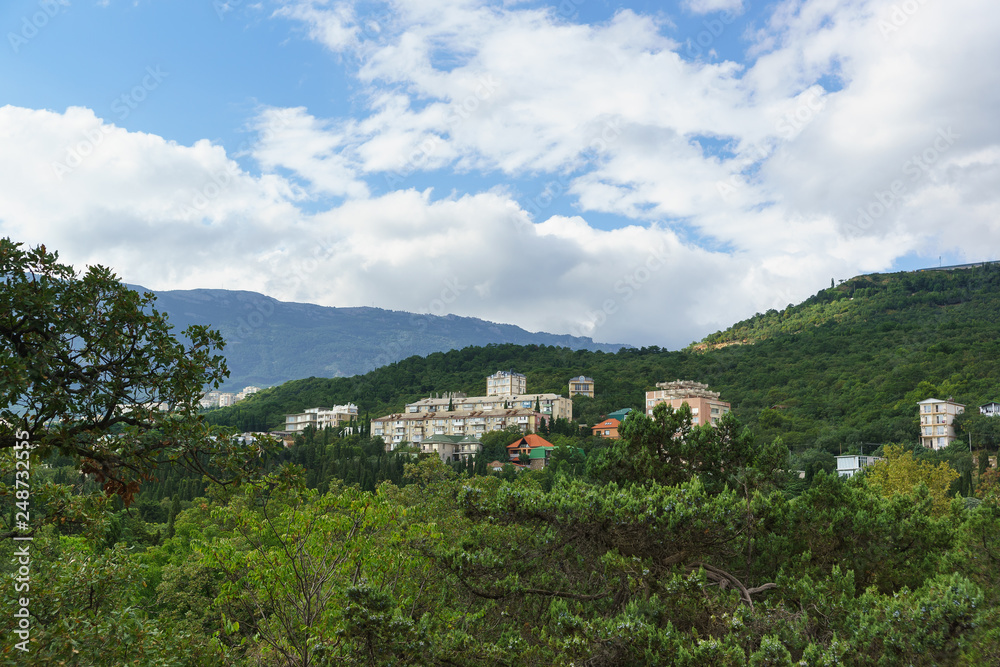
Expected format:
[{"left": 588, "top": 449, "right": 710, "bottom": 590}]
[
  {"left": 372, "top": 407, "right": 543, "bottom": 449},
  {"left": 487, "top": 370, "right": 527, "bottom": 396},
  {"left": 918, "top": 397, "right": 965, "bottom": 450},
  {"left": 284, "top": 404, "right": 359, "bottom": 433},
  {"left": 569, "top": 376, "right": 595, "bottom": 398},
  {"left": 645, "top": 380, "right": 731, "bottom": 427}
]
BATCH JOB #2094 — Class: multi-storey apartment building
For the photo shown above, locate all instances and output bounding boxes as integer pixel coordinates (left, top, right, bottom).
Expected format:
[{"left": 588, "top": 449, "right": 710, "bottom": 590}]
[
  {"left": 404, "top": 393, "right": 572, "bottom": 421},
  {"left": 200, "top": 386, "right": 263, "bottom": 409},
  {"left": 569, "top": 376, "right": 595, "bottom": 398},
  {"left": 372, "top": 408, "right": 543, "bottom": 449},
  {"left": 284, "top": 404, "right": 359, "bottom": 433},
  {"left": 417, "top": 434, "right": 483, "bottom": 463},
  {"left": 645, "top": 380, "right": 731, "bottom": 427},
  {"left": 918, "top": 397, "right": 965, "bottom": 450},
  {"left": 487, "top": 370, "right": 527, "bottom": 396}
]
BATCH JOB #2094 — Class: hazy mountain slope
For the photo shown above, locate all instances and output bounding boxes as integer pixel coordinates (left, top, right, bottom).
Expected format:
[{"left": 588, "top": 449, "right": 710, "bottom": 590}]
[{"left": 135, "top": 286, "right": 625, "bottom": 389}]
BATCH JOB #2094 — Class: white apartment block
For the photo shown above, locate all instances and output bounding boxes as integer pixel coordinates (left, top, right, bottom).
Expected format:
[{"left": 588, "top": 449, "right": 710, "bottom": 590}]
[
  {"left": 200, "top": 390, "right": 237, "bottom": 409},
  {"left": 487, "top": 370, "right": 527, "bottom": 396},
  {"left": 200, "top": 386, "right": 263, "bottom": 409},
  {"left": 405, "top": 393, "right": 572, "bottom": 421},
  {"left": 918, "top": 397, "right": 965, "bottom": 450},
  {"left": 284, "top": 404, "right": 360, "bottom": 433},
  {"left": 372, "top": 408, "right": 543, "bottom": 449},
  {"left": 645, "top": 380, "right": 731, "bottom": 427},
  {"left": 236, "top": 385, "right": 261, "bottom": 401}
]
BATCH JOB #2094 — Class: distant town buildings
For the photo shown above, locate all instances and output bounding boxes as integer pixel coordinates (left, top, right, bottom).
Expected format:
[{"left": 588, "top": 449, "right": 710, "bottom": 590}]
[
  {"left": 569, "top": 376, "right": 595, "bottom": 398},
  {"left": 645, "top": 380, "right": 731, "bottom": 427},
  {"left": 487, "top": 370, "right": 527, "bottom": 396},
  {"left": 368, "top": 372, "right": 575, "bottom": 450},
  {"left": 284, "top": 404, "right": 359, "bottom": 433},
  {"left": 200, "top": 385, "right": 262, "bottom": 409},
  {"left": 918, "top": 397, "right": 965, "bottom": 450}
]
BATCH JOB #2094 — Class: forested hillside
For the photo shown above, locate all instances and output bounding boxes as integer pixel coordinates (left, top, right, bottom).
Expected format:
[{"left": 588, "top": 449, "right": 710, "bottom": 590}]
[{"left": 208, "top": 264, "right": 1000, "bottom": 456}]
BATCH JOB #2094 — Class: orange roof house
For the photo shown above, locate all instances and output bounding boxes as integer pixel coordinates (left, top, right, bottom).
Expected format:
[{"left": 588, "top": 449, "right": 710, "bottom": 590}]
[
  {"left": 506, "top": 433, "right": 554, "bottom": 461},
  {"left": 591, "top": 417, "right": 621, "bottom": 439}
]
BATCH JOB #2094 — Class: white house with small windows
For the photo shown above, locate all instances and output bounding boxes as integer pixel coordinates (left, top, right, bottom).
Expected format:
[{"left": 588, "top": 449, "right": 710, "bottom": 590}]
[
  {"left": 981, "top": 402, "right": 1000, "bottom": 417},
  {"left": 918, "top": 397, "right": 965, "bottom": 450},
  {"left": 836, "top": 454, "right": 883, "bottom": 478}
]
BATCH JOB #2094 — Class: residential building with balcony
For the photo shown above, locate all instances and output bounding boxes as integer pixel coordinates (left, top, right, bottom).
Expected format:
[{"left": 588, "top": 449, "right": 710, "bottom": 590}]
[
  {"left": 404, "top": 393, "right": 572, "bottom": 421},
  {"left": 487, "top": 370, "right": 527, "bottom": 396},
  {"left": 569, "top": 376, "right": 595, "bottom": 398},
  {"left": 918, "top": 397, "right": 965, "bottom": 450},
  {"left": 284, "top": 404, "right": 360, "bottom": 433},
  {"left": 372, "top": 407, "right": 544, "bottom": 449},
  {"left": 417, "top": 434, "right": 483, "bottom": 463},
  {"left": 645, "top": 380, "right": 731, "bottom": 427}
]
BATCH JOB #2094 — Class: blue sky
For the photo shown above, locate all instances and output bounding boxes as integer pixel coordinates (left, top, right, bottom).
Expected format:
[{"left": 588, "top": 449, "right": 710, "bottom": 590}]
[{"left": 1, "top": 0, "right": 996, "bottom": 348}]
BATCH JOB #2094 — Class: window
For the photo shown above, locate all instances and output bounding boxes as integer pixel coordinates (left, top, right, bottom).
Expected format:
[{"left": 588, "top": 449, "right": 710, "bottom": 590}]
[{"left": 604, "top": 430, "right": 610, "bottom": 436}]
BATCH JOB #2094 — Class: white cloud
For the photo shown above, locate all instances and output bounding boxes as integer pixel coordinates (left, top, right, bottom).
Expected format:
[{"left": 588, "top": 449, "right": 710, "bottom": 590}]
[{"left": 3, "top": 0, "right": 1000, "bottom": 350}]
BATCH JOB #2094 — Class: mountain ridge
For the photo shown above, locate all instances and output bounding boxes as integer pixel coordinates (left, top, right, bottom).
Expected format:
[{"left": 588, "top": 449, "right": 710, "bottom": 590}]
[{"left": 131, "top": 285, "right": 627, "bottom": 389}]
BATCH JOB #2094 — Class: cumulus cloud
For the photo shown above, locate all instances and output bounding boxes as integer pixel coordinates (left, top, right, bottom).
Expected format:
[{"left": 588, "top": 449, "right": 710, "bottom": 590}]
[{"left": 2, "top": 0, "right": 999, "bottom": 350}]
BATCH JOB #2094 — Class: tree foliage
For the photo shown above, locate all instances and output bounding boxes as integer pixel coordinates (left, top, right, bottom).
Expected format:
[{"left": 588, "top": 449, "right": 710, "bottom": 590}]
[
  {"left": 0, "top": 238, "right": 272, "bottom": 504},
  {"left": 865, "top": 444, "right": 959, "bottom": 515}
]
